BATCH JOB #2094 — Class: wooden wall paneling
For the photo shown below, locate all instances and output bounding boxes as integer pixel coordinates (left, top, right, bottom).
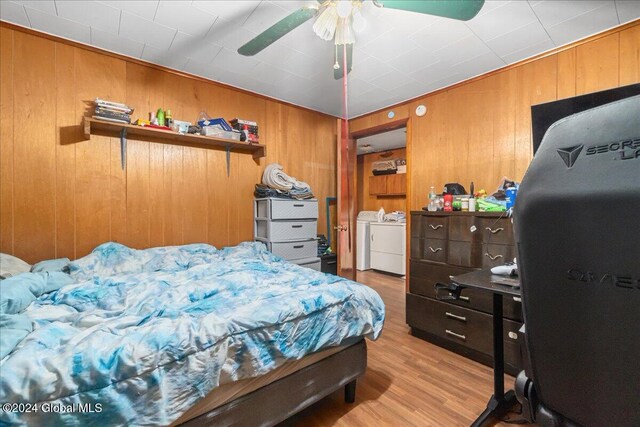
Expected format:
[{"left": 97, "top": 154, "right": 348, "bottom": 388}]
[
  {"left": 409, "top": 91, "right": 448, "bottom": 210},
  {"left": 179, "top": 78, "right": 209, "bottom": 244},
  {"left": 55, "top": 42, "right": 77, "bottom": 259},
  {"left": 231, "top": 90, "right": 267, "bottom": 245},
  {"left": 350, "top": 104, "right": 410, "bottom": 134},
  {"left": 455, "top": 77, "right": 494, "bottom": 193},
  {"left": 491, "top": 71, "right": 517, "bottom": 185},
  {"left": 514, "top": 55, "right": 558, "bottom": 179},
  {"left": 557, "top": 48, "right": 577, "bottom": 99},
  {"left": 619, "top": 24, "right": 640, "bottom": 85},
  {"left": 149, "top": 140, "right": 165, "bottom": 248},
  {"left": 123, "top": 63, "right": 157, "bottom": 249},
  {"left": 109, "top": 136, "right": 127, "bottom": 244},
  {"left": 576, "top": 33, "right": 620, "bottom": 95},
  {"left": 12, "top": 32, "right": 57, "bottom": 263},
  {"left": 74, "top": 48, "right": 127, "bottom": 257},
  {"left": 0, "top": 28, "right": 14, "bottom": 254},
  {"left": 160, "top": 73, "right": 185, "bottom": 246}
]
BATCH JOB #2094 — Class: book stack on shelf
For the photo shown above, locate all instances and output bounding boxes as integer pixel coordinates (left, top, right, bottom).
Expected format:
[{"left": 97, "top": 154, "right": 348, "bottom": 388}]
[
  {"left": 231, "top": 118, "right": 259, "bottom": 143},
  {"left": 93, "top": 98, "right": 134, "bottom": 124}
]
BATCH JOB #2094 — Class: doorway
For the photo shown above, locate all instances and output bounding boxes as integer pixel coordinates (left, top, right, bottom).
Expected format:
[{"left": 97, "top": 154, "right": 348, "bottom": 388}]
[{"left": 354, "top": 127, "right": 408, "bottom": 279}]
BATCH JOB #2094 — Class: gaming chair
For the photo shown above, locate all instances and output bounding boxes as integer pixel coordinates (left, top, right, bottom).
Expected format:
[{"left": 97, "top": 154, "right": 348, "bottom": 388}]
[{"left": 514, "top": 95, "right": 640, "bottom": 426}]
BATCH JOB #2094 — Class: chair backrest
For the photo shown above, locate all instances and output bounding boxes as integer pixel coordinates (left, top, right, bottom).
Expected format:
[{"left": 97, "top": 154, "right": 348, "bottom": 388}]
[{"left": 514, "top": 95, "right": 640, "bottom": 426}]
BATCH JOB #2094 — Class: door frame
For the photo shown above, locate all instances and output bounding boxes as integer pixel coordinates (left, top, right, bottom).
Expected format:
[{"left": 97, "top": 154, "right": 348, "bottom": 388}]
[{"left": 342, "top": 117, "right": 412, "bottom": 289}]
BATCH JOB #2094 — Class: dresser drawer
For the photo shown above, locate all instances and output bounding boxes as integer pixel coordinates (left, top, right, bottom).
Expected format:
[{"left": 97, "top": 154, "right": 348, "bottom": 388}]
[
  {"left": 423, "top": 216, "right": 448, "bottom": 239},
  {"left": 423, "top": 239, "right": 447, "bottom": 263},
  {"left": 406, "top": 293, "right": 493, "bottom": 355},
  {"left": 448, "top": 241, "right": 481, "bottom": 267},
  {"left": 482, "top": 244, "right": 515, "bottom": 268},
  {"left": 449, "top": 216, "right": 475, "bottom": 242},
  {"left": 410, "top": 261, "right": 472, "bottom": 296},
  {"left": 264, "top": 239, "right": 317, "bottom": 260},
  {"left": 255, "top": 219, "right": 317, "bottom": 241},
  {"left": 478, "top": 217, "right": 513, "bottom": 245},
  {"left": 255, "top": 198, "right": 318, "bottom": 220},
  {"left": 411, "top": 214, "right": 422, "bottom": 238}
]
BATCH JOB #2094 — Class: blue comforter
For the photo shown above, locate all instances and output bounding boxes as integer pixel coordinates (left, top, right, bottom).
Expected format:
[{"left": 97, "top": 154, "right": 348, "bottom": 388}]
[{"left": 0, "top": 242, "right": 385, "bottom": 426}]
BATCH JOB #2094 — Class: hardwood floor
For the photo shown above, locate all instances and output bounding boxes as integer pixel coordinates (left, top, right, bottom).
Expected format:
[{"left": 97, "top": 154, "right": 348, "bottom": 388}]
[{"left": 284, "top": 270, "right": 516, "bottom": 426}]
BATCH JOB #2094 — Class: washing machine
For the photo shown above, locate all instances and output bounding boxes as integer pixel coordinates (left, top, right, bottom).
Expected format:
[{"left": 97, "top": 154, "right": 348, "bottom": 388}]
[
  {"left": 356, "top": 211, "right": 380, "bottom": 271},
  {"left": 370, "top": 222, "right": 406, "bottom": 275}
]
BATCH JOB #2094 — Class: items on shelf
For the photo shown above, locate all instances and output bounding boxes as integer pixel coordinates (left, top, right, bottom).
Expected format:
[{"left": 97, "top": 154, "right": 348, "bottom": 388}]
[
  {"left": 231, "top": 118, "right": 259, "bottom": 143},
  {"left": 256, "top": 163, "right": 314, "bottom": 200},
  {"left": 93, "top": 98, "right": 133, "bottom": 124}
]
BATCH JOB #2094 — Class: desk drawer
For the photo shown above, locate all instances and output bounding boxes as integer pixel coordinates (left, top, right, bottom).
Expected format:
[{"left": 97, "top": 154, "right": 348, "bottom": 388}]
[
  {"left": 424, "top": 239, "right": 447, "bottom": 263},
  {"left": 406, "top": 293, "right": 493, "bottom": 355},
  {"left": 504, "top": 318, "right": 524, "bottom": 369},
  {"left": 478, "top": 217, "right": 513, "bottom": 245},
  {"left": 423, "top": 216, "right": 448, "bottom": 239}
]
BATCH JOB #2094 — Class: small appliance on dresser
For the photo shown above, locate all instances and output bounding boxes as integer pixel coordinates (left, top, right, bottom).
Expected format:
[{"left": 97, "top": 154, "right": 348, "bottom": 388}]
[{"left": 254, "top": 198, "right": 320, "bottom": 271}]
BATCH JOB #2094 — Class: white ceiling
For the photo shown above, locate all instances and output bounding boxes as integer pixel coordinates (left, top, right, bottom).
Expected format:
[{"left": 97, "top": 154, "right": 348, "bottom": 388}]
[
  {"left": 1, "top": 1, "right": 638, "bottom": 118},
  {"left": 357, "top": 127, "right": 406, "bottom": 155}
]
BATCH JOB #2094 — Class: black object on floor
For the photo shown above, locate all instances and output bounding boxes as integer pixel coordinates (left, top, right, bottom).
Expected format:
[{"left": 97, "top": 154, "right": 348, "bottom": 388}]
[{"left": 320, "top": 254, "right": 337, "bottom": 275}]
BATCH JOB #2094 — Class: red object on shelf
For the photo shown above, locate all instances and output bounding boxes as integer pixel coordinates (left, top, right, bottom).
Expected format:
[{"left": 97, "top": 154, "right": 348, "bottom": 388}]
[{"left": 143, "top": 124, "right": 172, "bottom": 131}]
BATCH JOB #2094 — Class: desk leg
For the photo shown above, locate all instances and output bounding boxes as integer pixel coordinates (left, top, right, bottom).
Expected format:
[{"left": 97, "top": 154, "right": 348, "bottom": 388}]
[{"left": 470, "top": 293, "right": 519, "bottom": 427}]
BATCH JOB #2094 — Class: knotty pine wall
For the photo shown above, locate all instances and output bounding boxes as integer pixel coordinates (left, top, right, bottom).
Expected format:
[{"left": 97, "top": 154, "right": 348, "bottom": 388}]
[
  {"left": 350, "top": 21, "right": 640, "bottom": 211},
  {"left": 357, "top": 148, "right": 407, "bottom": 213},
  {"left": 0, "top": 26, "right": 337, "bottom": 263}
]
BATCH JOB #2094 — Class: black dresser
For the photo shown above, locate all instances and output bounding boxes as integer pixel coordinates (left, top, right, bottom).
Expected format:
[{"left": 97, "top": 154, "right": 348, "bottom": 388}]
[{"left": 407, "top": 211, "right": 523, "bottom": 375}]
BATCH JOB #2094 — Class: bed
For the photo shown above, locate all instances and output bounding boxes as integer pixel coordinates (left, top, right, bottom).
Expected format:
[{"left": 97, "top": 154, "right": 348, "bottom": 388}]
[{"left": 0, "top": 242, "right": 384, "bottom": 426}]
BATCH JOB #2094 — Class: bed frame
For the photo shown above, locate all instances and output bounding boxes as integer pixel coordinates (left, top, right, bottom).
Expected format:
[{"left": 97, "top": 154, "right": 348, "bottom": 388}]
[{"left": 179, "top": 339, "right": 367, "bottom": 426}]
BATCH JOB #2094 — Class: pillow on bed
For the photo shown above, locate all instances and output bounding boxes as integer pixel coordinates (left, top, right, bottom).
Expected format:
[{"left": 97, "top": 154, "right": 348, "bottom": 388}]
[{"left": 0, "top": 253, "right": 31, "bottom": 280}]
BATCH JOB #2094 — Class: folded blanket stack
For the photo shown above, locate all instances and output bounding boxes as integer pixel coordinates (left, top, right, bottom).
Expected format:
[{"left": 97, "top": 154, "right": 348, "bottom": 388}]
[{"left": 256, "top": 163, "right": 314, "bottom": 200}]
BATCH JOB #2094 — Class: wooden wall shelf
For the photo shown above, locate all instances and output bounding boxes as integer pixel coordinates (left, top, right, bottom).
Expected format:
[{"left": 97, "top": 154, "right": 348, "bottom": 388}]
[{"left": 83, "top": 117, "right": 266, "bottom": 160}]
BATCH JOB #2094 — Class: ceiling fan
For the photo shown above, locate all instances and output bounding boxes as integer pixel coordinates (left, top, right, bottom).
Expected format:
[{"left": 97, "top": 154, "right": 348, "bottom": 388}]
[{"left": 238, "top": 1, "right": 485, "bottom": 79}]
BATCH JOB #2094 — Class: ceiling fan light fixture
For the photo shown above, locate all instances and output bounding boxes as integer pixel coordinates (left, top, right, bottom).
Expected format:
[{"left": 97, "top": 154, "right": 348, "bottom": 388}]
[
  {"left": 334, "top": 17, "right": 355, "bottom": 45},
  {"left": 336, "top": 0, "right": 353, "bottom": 18},
  {"left": 313, "top": 5, "right": 338, "bottom": 40},
  {"left": 352, "top": 8, "right": 366, "bottom": 33}
]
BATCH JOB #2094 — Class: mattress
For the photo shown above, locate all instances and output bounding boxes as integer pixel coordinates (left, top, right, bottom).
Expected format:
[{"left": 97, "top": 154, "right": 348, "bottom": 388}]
[
  {"left": 0, "top": 242, "right": 385, "bottom": 426},
  {"left": 173, "top": 343, "right": 348, "bottom": 425}
]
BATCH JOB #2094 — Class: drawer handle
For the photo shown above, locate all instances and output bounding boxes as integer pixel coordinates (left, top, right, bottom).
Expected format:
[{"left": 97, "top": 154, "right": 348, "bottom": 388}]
[
  {"left": 326, "top": 261, "right": 337, "bottom": 265},
  {"left": 513, "top": 296, "right": 522, "bottom": 302},
  {"left": 445, "top": 330, "right": 466, "bottom": 340},
  {"left": 445, "top": 312, "right": 467, "bottom": 322},
  {"left": 293, "top": 204, "right": 304, "bottom": 207},
  {"left": 293, "top": 245, "right": 304, "bottom": 249},
  {"left": 428, "top": 247, "right": 442, "bottom": 253},
  {"left": 485, "top": 252, "right": 503, "bottom": 261},
  {"left": 459, "top": 295, "right": 470, "bottom": 302},
  {"left": 508, "top": 331, "right": 518, "bottom": 340},
  {"left": 485, "top": 227, "right": 504, "bottom": 234},
  {"left": 429, "top": 224, "right": 443, "bottom": 230},
  {"left": 291, "top": 225, "right": 303, "bottom": 228}
]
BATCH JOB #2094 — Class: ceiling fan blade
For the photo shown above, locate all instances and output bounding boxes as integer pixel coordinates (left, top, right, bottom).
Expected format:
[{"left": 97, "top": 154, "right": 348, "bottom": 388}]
[
  {"left": 377, "top": 0, "right": 485, "bottom": 21},
  {"left": 334, "top": 44, "right": 353, "bottom": 80},
  {"left": 238, "top": 7, "right": 318, "bottom": 56}
]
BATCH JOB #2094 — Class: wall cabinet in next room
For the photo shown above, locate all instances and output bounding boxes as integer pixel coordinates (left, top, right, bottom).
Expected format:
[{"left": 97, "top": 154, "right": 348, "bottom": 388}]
[{"left": 369, "top": 174, "right": 406, "bottom": 196}]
